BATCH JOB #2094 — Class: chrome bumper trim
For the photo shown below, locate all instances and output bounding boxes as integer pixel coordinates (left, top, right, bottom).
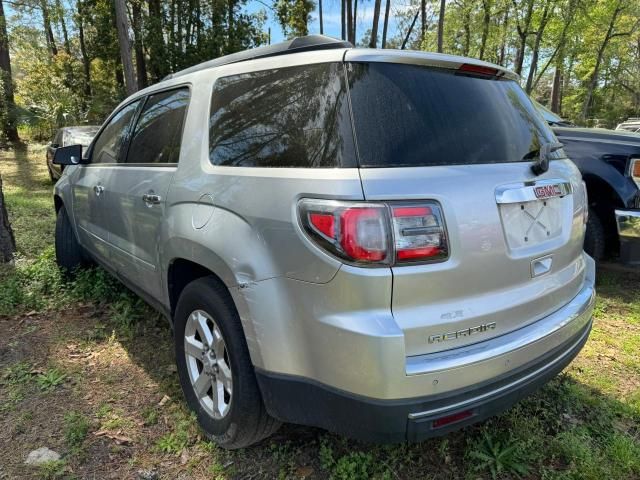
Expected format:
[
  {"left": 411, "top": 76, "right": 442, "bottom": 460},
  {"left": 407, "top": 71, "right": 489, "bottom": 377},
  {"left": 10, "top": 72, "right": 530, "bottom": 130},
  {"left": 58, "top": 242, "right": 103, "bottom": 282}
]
[
  {"left": 406, "top": 271, "right": 595, "bottom": 376},
  {"left": 615, "top": 209, "right": 640, "bottom": 239},
  {"left": 407, "top": 320, "right": 591, "bottom": 419}
]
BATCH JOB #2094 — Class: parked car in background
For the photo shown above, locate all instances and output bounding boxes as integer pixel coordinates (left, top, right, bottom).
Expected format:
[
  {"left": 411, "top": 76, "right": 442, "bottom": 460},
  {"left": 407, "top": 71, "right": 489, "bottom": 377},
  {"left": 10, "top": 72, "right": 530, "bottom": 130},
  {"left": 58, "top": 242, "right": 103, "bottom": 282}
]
[
  {"left": 46, "top": 126, "right": 100, "bottom": 181},
  {"left": 616, "top": 118, "right": 640, "bottom": 133},
  {"left": 537, "top": 106, "right": 640, "bottom": 265},
  {"left": 52, "top": 36, "right": 595, "bottom": 448}
]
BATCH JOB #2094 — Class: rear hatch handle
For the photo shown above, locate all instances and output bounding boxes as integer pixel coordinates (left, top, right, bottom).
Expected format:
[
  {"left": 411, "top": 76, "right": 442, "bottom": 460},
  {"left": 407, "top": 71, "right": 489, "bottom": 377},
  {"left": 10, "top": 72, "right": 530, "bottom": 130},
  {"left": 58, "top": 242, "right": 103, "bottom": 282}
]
[{"left": 528, "top": 142, "right": 564, "bottom": 175}]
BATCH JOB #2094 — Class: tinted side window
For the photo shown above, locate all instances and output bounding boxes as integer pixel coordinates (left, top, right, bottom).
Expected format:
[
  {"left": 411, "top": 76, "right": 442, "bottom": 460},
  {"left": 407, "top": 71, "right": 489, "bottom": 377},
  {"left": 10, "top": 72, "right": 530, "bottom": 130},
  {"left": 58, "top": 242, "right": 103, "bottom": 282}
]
[
  {"left": 209, "top": 63, "right": 356, "bottom": 168},
  {"left": 91, "top": 101, "right": 140, "bottom": 164},
  {"left": 126, "top": 88, "right": 190, "bottom": 164},
  {"left": 348, "top": 63, "right": 554, "bottom": 167}
]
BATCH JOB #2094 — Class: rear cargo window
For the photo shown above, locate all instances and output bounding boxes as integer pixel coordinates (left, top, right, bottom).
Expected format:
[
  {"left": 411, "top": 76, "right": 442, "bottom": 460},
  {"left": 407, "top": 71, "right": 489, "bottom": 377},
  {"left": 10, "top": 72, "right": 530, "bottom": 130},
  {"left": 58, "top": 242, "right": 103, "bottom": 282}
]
[
  {"left": 209, "top": 63, "right": 356, "bottom": 168},
  {"left": 347, "top": 62, "right": 554, "bottom": 168}
]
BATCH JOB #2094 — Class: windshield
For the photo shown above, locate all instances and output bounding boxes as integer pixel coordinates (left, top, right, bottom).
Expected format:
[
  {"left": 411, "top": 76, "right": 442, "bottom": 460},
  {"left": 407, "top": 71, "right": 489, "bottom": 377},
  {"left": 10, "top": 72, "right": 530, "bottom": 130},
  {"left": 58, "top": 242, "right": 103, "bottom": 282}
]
[{"left": 347, "top": 62, "right": 555, "bottom": 168}]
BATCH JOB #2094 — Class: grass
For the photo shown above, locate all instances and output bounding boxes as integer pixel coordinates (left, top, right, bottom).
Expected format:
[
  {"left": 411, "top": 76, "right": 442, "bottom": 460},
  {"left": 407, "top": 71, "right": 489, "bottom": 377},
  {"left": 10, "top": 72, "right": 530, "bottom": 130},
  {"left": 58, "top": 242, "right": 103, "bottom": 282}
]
[{"left": 0, "top": 145, "right": 639, "bottom": 479}]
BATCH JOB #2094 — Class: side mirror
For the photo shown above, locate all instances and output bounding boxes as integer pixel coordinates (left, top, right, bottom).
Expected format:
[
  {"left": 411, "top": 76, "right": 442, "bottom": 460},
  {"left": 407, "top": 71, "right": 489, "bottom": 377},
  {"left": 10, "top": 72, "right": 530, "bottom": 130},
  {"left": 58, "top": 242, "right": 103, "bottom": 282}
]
[{"left": 53, "top": 144, "right": 84, "bottom": 165}]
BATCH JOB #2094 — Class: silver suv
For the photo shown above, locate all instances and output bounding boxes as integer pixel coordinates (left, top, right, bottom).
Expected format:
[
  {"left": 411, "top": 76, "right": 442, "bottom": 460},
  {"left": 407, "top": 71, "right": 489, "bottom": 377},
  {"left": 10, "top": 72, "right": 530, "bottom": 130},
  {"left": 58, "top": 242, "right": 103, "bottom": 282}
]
[{"left": 52, "top": 35, "right": 595, "bottom": 448}]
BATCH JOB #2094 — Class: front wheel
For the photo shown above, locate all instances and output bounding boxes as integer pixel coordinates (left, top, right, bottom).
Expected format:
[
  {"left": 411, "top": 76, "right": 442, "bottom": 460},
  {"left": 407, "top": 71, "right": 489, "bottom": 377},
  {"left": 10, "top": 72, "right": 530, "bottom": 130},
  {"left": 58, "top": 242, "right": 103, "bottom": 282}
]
[{"left": 174, "top": 277, "right": 280, "bottom": 449}]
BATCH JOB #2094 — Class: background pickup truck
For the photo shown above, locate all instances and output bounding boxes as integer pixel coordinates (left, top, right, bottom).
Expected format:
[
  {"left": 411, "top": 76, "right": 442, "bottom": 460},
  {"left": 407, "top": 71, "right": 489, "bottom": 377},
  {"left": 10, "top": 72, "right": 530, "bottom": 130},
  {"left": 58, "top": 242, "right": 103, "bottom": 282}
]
[{"left": 538, "top": 105, "right": 640, "bottom": 265}]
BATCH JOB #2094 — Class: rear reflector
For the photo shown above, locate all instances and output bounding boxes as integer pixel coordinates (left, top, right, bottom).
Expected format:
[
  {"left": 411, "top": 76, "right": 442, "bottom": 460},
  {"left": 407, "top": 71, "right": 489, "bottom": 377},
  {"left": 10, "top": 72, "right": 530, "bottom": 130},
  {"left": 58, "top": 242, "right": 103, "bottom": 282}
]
[
  {"left": 458, "top": 63, "right": 500, "bottom": 77},
  {"left": 432, "top": 409, "right": 474, "bottom": 429}
]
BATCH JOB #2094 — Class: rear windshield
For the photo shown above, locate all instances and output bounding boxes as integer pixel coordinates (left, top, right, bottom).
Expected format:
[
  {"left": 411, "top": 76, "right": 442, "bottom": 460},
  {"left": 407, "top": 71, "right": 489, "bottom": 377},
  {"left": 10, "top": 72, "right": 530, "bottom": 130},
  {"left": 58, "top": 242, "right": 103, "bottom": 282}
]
[{"left": 347, "top": 62, "right": 554, "bottom": 168}]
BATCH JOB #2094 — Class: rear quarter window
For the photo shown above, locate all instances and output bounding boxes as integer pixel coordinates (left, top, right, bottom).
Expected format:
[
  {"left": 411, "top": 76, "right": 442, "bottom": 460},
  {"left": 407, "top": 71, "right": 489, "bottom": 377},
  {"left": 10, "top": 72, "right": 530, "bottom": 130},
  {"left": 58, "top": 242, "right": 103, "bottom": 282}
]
[
  {"left": 209, "top": 63, "right": 356, "bottom": 168},
  {"left": 347, "top": 62, "right": 555, "bottom": 168}
]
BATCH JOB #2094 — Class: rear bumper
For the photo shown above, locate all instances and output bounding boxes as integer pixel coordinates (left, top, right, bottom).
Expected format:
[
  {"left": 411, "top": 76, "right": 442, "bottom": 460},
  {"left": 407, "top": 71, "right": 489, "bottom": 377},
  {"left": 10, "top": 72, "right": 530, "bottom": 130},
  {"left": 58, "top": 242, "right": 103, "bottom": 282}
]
[
  {"left": 255, "top": 256, "right": 595, "bottom": 442},
  {"left": 615, "top": 209, "right": 640, "bottom": 265},
  {"left": 256, "top": 318, "right": 591, "bottom": 442}
]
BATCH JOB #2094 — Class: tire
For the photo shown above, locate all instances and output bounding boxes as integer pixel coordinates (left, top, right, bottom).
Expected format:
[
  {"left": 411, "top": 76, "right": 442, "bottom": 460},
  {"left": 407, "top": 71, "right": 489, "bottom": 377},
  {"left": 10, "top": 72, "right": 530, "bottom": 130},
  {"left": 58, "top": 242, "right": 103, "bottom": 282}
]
[
  {"left": 584, "top": 208, "right": 605, "bottom": 261},
  {"left": 55, "top": 207, "right": 85, "bottom": 275},
  {"left": 47, "top": 164, "right": 56, "bottom": 183},
  {"left": 174, "top": 276, "right": 280, "bottom": 449}
]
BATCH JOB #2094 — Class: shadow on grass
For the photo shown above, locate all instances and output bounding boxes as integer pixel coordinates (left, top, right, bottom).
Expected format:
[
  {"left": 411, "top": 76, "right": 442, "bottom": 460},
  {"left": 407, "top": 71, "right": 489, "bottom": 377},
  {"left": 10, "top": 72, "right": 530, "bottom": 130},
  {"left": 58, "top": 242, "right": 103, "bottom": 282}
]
[{"left": 93, "top": 268, "right": 639, "bottom": 479}]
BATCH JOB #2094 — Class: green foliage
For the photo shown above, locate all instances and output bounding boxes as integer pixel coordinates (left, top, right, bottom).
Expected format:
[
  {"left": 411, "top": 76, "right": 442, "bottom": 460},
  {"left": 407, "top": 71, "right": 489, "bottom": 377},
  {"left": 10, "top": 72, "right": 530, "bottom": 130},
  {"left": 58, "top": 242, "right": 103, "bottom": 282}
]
[
  {"left": 64, "top": 411, "right": 90, "bottom": 449},
  {"left": 37, "top": 460, "right": 67, "bottom": 480},
  {"left": 467, "top": 431, "right": 530, "bottom": 479},
  {"left": 274, "top": 0, "right": 316, "bottom": 38},
  {"left": 36, "top": 367, "right": 67, "bottom": 391}
]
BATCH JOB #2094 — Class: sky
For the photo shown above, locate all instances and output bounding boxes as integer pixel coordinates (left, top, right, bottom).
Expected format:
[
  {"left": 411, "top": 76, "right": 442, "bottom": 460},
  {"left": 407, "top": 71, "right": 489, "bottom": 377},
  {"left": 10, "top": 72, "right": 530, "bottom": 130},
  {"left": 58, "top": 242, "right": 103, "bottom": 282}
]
[{"left": 245, "top": 0, "right": 404, "bottom": 45}]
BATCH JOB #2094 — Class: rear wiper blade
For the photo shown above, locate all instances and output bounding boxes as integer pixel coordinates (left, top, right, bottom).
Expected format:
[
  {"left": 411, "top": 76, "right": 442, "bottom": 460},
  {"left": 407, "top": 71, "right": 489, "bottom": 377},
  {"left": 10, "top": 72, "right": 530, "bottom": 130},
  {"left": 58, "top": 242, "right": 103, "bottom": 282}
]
[{"left": 526, "top": 142, "right": 564, "bottom": 175}]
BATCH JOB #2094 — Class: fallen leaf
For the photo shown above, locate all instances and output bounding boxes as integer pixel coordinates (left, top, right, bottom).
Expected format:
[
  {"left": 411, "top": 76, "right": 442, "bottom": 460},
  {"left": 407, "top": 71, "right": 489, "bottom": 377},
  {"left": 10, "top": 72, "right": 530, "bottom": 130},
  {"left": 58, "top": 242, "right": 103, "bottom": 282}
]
[
  {"left": 296, "top": 466, "right": 314, "bottom": 478},
  {"left": 158, "top": 395, "right": 171, "bottom": 406}
]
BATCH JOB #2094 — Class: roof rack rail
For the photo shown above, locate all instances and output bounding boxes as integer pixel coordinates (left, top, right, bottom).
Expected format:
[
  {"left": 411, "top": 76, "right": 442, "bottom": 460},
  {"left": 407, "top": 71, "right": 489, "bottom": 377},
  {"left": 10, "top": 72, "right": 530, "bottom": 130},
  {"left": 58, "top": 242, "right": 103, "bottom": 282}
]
[{"left": 164, "top": 35, "right": 352, "bottom": 81}]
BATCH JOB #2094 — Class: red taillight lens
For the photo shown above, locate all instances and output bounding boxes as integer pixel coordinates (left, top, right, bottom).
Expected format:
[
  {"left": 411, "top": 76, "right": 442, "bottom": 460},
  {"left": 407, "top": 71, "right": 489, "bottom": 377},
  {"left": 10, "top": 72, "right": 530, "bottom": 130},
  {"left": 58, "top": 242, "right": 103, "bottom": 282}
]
[
  {"left": 299, "top": 199, "right": 448, "bottom": 266},
  {"left": 309, "top": 212, "right": 335, "bottom": 239},
  {"left": 392, "top": 204, "right": 448, "bottom": 263},
  {"left": 300, "top": 200, "right": 391, "bottom": 265}
]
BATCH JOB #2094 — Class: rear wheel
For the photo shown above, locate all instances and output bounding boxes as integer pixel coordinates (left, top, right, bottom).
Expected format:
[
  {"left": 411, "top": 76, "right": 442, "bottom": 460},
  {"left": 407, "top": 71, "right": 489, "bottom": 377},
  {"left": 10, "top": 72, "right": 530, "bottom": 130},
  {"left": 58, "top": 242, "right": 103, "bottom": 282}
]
[
  {"left": 55, "top": 207, "right": 86, "bottom": 275},
  {"left": 584, "top": 208, "right": 605, "bottom": 261},
  {"left": 174, "top": 277, "right": 280, "bottom": 449}
]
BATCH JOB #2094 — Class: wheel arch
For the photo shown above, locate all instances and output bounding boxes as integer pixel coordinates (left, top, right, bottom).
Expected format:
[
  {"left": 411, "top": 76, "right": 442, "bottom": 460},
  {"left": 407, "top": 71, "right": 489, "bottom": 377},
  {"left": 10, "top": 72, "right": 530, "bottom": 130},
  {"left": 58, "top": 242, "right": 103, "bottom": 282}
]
[
  {"left": 582, "top": 173, "right": 624, "bottom": 255},
  {"left": 166, "top": 254, "right": 263, "bottom": 368},
  {"left": 53, "top": 194, "right": 64, "bottom": 213}
]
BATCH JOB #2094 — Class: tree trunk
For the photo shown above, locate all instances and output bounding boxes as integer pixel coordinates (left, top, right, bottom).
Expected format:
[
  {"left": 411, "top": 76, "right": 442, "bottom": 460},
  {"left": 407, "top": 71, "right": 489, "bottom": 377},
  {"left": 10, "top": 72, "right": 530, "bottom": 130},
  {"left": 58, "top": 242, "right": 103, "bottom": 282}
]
[
  {"left": 514, "top": 0, "right": 535, "bottom": 76},
  {"left": 479, "top": 0, "right": 490, "bottom": 60},
  {"left": 346, "top": 0, "right": 353, "bottom": 43},
  {"left": 369, "top": 0, "right": 381, "bottom": 47},
  {"left": 525, "top": 0, "right": 551, "bottom": 93},
  {"left": 41, "top": 0, "right": 58, "bottom": 57},
  {"left": 353, "top": 0, "right": 358, "bottom": 42},
  {"left": 341, "top": 0, "right": 346, "bottom": 40},
  {"left": 0, "top": 175, "right": 16, "bottom": 263},
  {"left": 319, "top": 0, "right": 323, "bottom": 34},
  {"left": 132, "top": 1, "right": 148, "bottom": 90},
  {"left": 421, "top": 0, "right": 426, "bottom": 41},
  {"left": 550, "top": 63, "right": 562, "bottom": 113},
  {"left": 498, "top": 5, "right": 509, "bottom": 65},
  {"left": 54, "top": 0, "right": 71, "bottom": 55},
  {"left": 0, "top": 0, "right": 19, "bottom": 143},
  {"left": 381, "top": 0, "right": 391, "bottom": 48},
  {"left": 462, "top": 8, "right": 470, "bottom": 56},
  {"left": 146, "top": 0, "right": 166, "bottom": 81},
  {"left": 114, "top": 0, "right": 136, "bottom": 96},
  {"left": 580, "top": 1, "right": 624, "bottom": 122},
  {"left": 437, "top": 0, "right": 445, "bottom": 53},
  {"left": 76, "top": 0, "right": 92, "bottom": 99}
]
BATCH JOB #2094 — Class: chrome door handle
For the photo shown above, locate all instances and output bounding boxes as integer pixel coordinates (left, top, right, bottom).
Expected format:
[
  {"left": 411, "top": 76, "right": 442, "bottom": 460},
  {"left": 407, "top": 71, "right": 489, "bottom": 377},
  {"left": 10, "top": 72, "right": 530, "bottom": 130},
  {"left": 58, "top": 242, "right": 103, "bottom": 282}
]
[
  {"left": 93, "top": 185, "right": 104, "bottom": 196},
  {"left": 142, "top": 193, "right": 162, "bottom": 205}
]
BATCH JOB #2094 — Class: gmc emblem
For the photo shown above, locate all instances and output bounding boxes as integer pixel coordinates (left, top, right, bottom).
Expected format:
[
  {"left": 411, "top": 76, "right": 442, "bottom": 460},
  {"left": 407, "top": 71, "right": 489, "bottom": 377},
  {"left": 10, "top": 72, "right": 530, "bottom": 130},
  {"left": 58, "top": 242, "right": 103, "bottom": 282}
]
[{"left": 533, "top": 184, "right": 562, "bottom": 199}]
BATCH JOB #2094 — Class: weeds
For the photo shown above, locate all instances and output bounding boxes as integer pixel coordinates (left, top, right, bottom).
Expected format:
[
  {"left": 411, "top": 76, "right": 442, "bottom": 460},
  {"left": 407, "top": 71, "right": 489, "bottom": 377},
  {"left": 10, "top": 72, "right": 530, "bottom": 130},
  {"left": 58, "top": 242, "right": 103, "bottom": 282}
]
[
  {"left": 36, "top": 367, "right": 67, "bottom": 392},
  {"left": 37, "top": 460, "right": 67, "bottom": 480},
  {"left": 64, "top": 411, "right": 90, "bottom": 450},
  {"left": 468, "top": 431, "right": 530, "bottom": 479}
]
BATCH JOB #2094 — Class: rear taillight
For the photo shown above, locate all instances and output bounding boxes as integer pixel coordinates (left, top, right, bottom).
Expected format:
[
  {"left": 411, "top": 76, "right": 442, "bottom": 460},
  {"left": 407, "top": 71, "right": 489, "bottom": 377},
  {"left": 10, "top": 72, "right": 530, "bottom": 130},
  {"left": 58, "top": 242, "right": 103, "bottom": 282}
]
[{"left": 298, "top": 199, "right": 448, "bottom": 266}]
